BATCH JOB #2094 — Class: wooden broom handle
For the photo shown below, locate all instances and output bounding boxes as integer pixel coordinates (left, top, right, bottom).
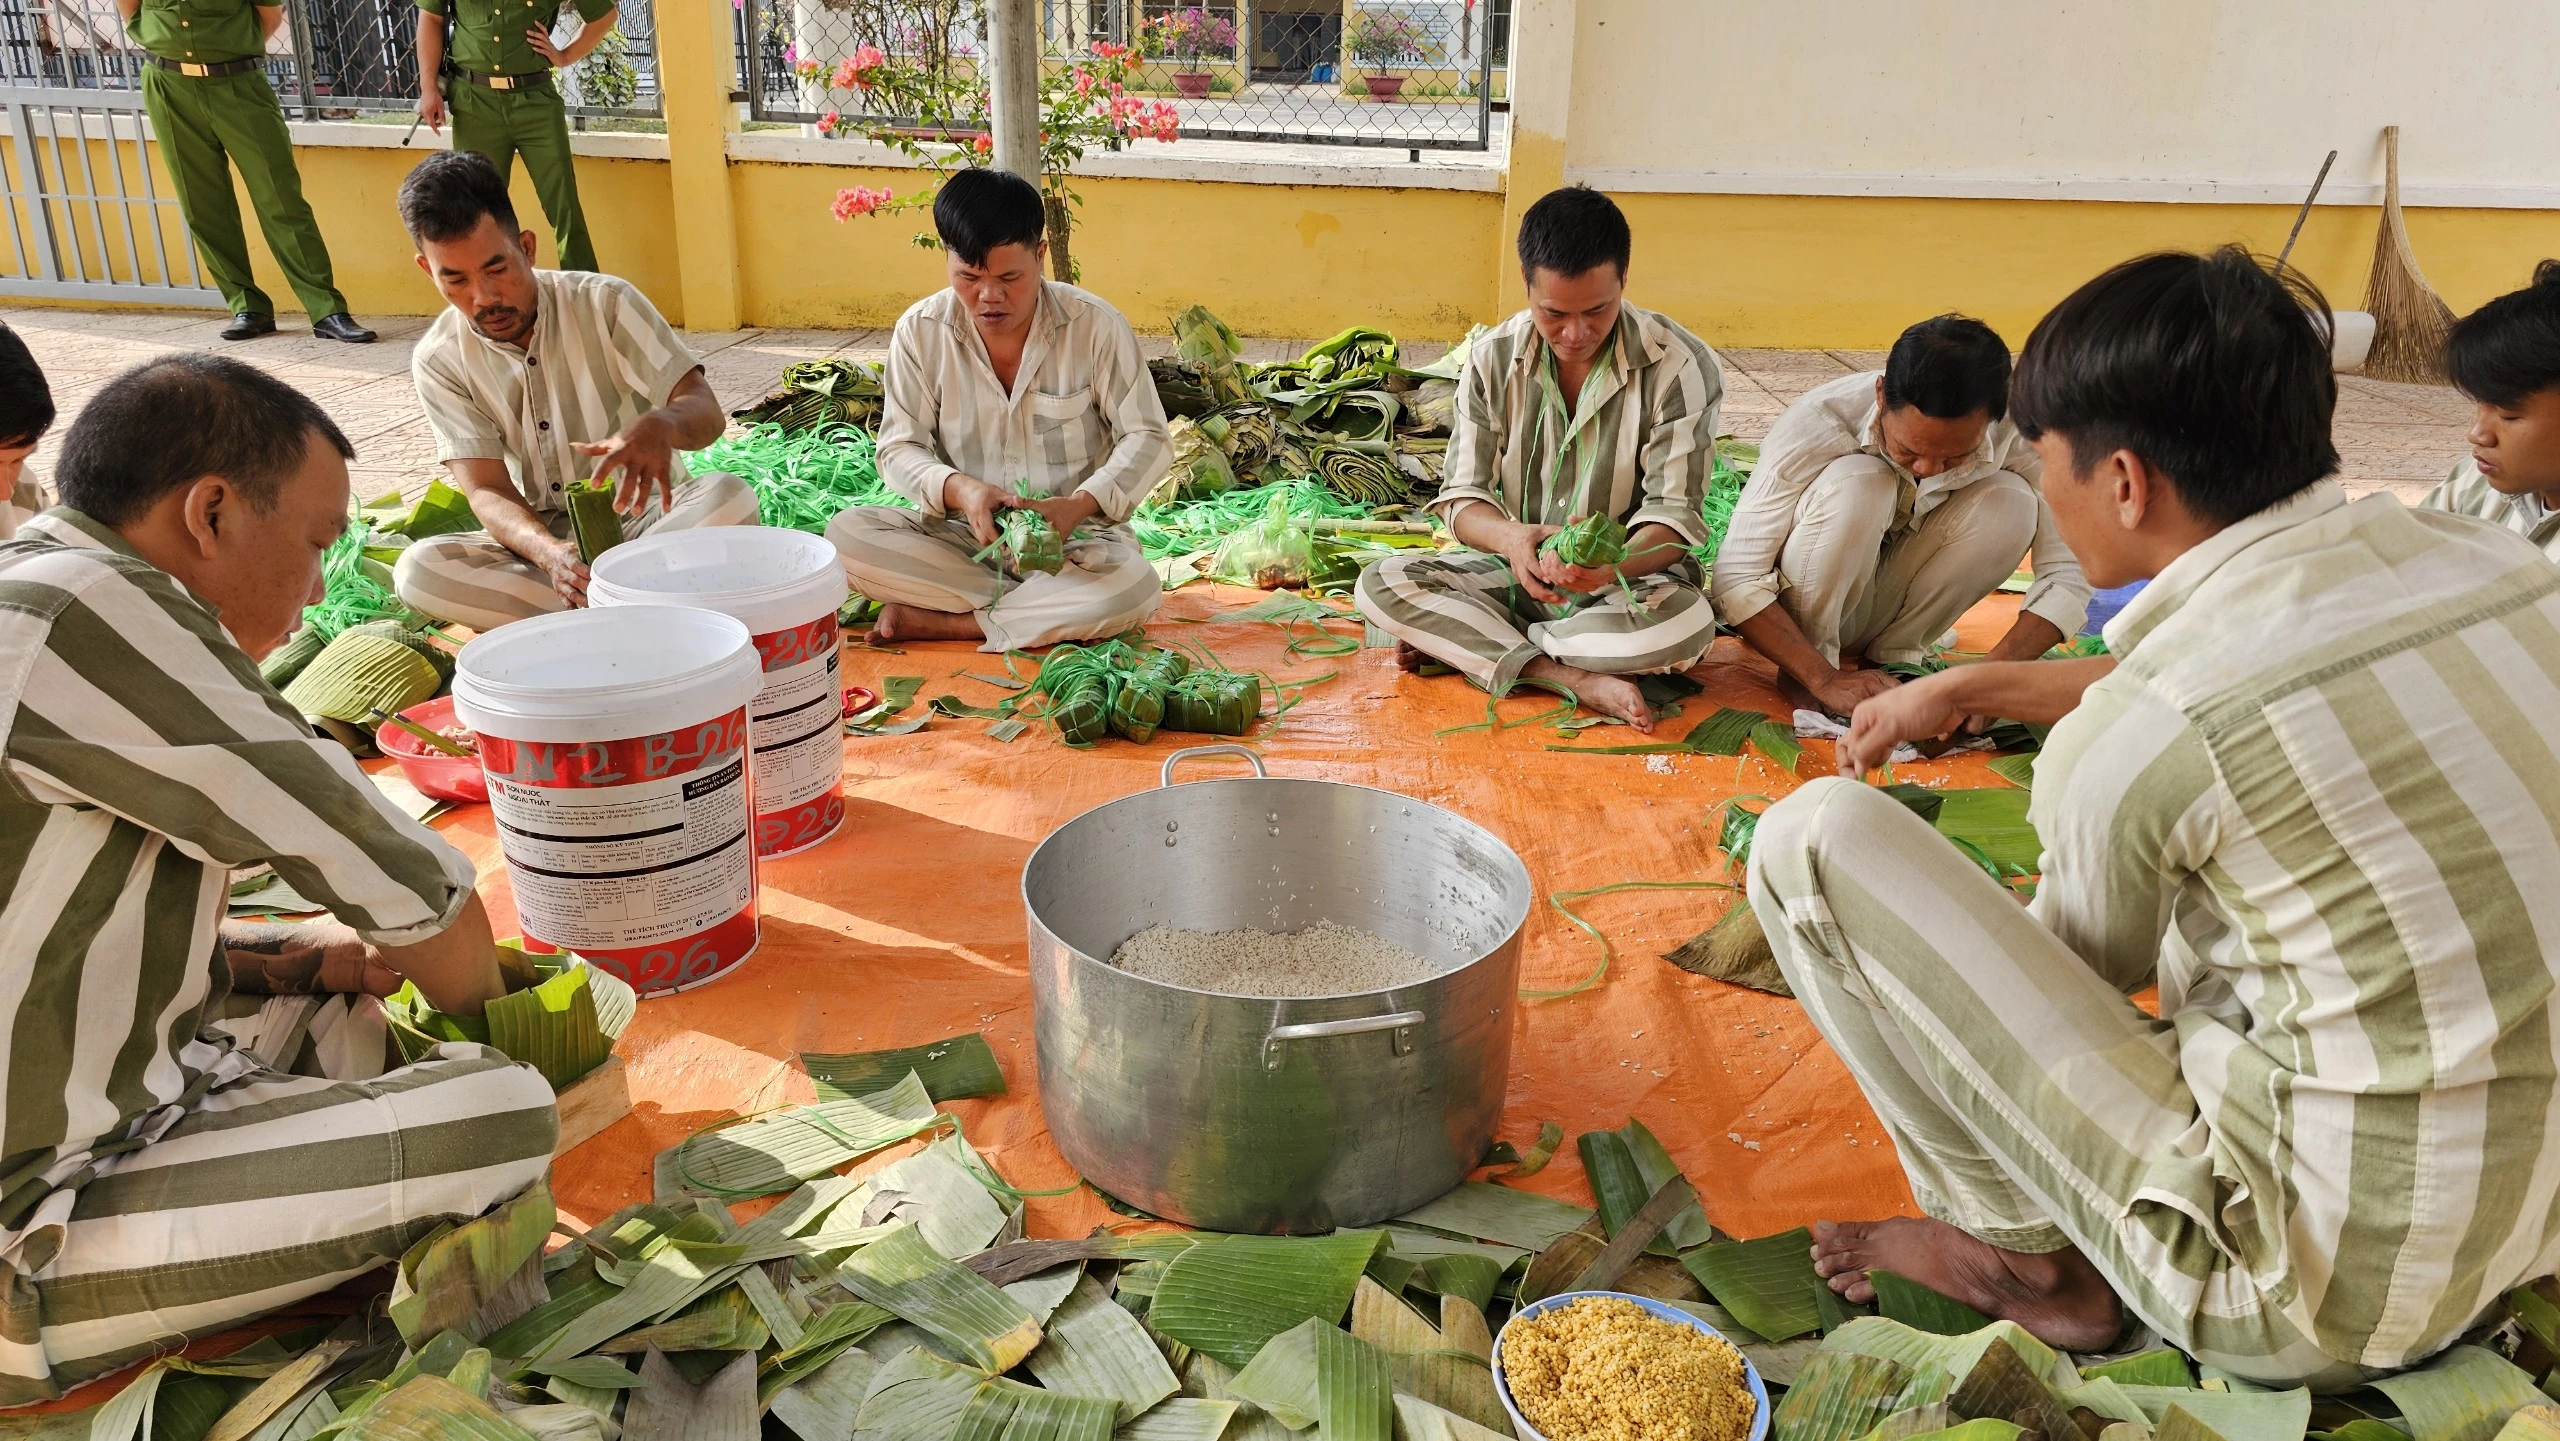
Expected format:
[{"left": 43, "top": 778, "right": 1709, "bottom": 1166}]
[{"left": 2273, "top": 149, "right": 2338, "bottom": 279}]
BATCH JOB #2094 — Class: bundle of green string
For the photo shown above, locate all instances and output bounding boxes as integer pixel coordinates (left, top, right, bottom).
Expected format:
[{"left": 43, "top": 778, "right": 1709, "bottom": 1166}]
[
  {"left": 306, "top": 525, "right": 419, "bottom": 640},
  {"left": 1128, "top": 475, "right": 1376, "bottom": 559},
  {"left": 688, "top": 422, "right": 900, "bottom": 533}
]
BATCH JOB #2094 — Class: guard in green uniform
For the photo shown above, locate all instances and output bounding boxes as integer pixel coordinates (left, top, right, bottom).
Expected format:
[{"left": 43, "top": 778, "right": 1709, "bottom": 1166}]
[
  {"left": 115, "top": 0, "right": 376, "bottom": 342},
  {"left": 415, "top": 0, "right": 618, "bottom": 272}
]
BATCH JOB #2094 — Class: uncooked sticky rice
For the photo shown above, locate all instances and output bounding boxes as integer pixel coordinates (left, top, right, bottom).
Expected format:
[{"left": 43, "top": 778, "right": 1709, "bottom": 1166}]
[{"left": 1109, "top": 921, "right": 1436, "bottom": 996}]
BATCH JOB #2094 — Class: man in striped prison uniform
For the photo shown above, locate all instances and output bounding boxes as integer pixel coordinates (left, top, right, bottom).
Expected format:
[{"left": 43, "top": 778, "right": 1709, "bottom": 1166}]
[
  {"left": 1759, "top": 248, "right": 2560, "bottom": 1387},
  {"left": 0, "top": 356, "right": 554, "bottom": 1402},
  {"left": 1358, "top": 187, "right": 1723, "bottom": 732},
  {"left": 1712, "top": 318, "right": 2091, "bottom": 719},
  {"left": 391, "top": 151, "right": 757, "bottom": 633},
  {"left": 2416, "top": 260, "right": 2560, "bottom": 562},
  {"left": 827, "top": 168, "right": 1171, "bottom": 652}
]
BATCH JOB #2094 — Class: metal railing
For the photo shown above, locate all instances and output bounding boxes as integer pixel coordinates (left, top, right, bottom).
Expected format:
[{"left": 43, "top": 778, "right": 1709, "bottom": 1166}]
[
  {"left": 741, "top": 0, "right": 1504, "bottom": 151},
  {"left": 0, "top": 0, "right": 663, "bottom": 119},
  {"left": 0, "top": 85, "right": 224, "bottom": 302}
]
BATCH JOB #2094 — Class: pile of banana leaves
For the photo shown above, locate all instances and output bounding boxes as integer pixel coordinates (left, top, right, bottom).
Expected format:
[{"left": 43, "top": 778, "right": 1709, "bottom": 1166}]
[
  {"left": 733, "top": 360, "right": 888, "bottom": 434},
  {"left": 56, "top": 1079, "right": 2560, "bottom": 1441}
]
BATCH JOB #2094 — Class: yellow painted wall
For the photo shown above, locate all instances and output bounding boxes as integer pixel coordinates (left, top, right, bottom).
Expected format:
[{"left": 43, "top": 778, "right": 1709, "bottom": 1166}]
[
  {"left": 1606, "top": 191, "right": 2559, "bottom": 351},
  {"left": 730, "top": 158, "right": 1502, "bottom": 339}
]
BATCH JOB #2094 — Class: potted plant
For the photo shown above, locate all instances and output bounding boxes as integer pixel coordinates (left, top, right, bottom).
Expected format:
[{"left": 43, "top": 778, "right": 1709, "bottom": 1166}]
[
  {"left": 1153, "top": 8, "right": 1235, "bottom": 100},
  {"left": 1344, "top": 11, "right": 1428, "bottom": 100}
]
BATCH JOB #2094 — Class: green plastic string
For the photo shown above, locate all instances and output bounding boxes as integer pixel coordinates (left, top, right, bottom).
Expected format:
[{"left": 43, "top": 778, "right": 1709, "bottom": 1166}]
[
  {"left": 937, "top": 1112, "right": 1085, "bottom": 1201},
  {"left": 1523, "top": 880, "right": 1741, "bottom": 1001},
  {"left": 1434, "top": 676, "right": 1582, "bottom": 738},
  {"left": 304, "top": 522, "right": 420, "bottom": 640},
  {"left": 688, "top": 421, "right": 896, "bottom": 533}
]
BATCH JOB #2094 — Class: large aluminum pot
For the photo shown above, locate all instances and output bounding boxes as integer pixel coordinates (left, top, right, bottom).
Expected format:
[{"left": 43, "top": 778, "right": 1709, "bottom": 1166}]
[{"left": 1024, "top": 745, "right": 1531, "bottom": 1234}]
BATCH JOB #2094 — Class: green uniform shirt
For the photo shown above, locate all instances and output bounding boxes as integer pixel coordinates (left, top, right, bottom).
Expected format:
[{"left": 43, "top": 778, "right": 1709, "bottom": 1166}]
[
  {"left": 418, "top": 0, "right": 614, "bottom": 78},
  {"left": 125, "top": 0, "right": 270, "bottom": 67}
]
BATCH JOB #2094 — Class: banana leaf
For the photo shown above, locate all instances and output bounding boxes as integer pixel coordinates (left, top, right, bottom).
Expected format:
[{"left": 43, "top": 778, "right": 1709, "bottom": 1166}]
[
  {"left": 1945, "top": 1336, "right": 2079, "bottom": 1441},
  {"left": 1293, "top": 390, "right": 1400, "bottom": 451},
  {"left": 521, "top": 1357, "right": 637, "bottom": 1390},
  {"left": 760, "top": 1299, "right": 894, "bottom": 1396},
  {"left": 2493, "top": 1411, "right": 2560, "bottom": 1441},
  {"left": 1773, "top": 1351, "right": 1913, "bottom": 1441},
  {"left": 1407, "top": 1256, "right": 1503, "bottom": 1314},
  {"left": 1890, "top": 1424, "right": 2025, "bottom": 1441},
  {"left": 1680, "top": 1227, "right": 1824, "bottom": 1343},
  {"left": 2371, "top": 1348, "right": 2543, "bottom": 1441},
  {"left": 482, "top": 962, "right": 629, "bottom": 1091},
  {"left": 2060, "top": 1378, "right": 2152, "bottom": 1425},
  {"left": 665, "top": 1072, "right": 938, "bottom": 1198},
  {"left": 1390, "top": 1397, "right": 1508, "bottom": 1441},
  {"left": 768, "top": 1347, "right": 877, "bottom": 1441},
  {"left": 1120, "top": 1399, "right": 1241, "bottom": 1441},
  {"left": 592, "top": 1284, "right": 767, "bottom": 1355},
  {"left": 2119, "top": 1387, "right": 2312, "bottom": 1441},
  {"left": 527, "top": 1234, "right": 733, "bottom": 1364},
  {"left": 1309, "top": 446, "right": 1409, "bottom": 508},
  {"left": 856, "top": 1349, "right": 989, "bottom": 1441},
  {"left": 2321, "top": 1424, "right": 2419, "bottom": 1441},
  {"left": 1822, "top": 1319, "right": 2075, "bottom": 1403},
  {"left": 954, "top": 1381, "right": 1121, "bottom": 1441},
  {"left": 1348, "top": 1278, "right": 1441, "bottom": 1356},
  {"left": 1750, "top": 721, "right": 1805, "bottom": 774},
  {"left": 1616, "top": 1119, "right": 1715, "bottom": 1251},
  {"left": 484, "top": 1262, "right": 616, "bottom": 1360},
  {"left": 205, "top": 1340, "right": 355, "bottom": 1441},
  {"left": 1851, "top": 1404, "right": 1957, "bottom": 1441},
  {"left": 387, "top": 1179, "right": 556, "bottom": 1345},
  {"left": 1173, "top": 306, "right": 1251, "bottom": 410},
  {"left": 1387, "top": 1351, "right": 1508, "bottom": 1438},
  {"left": 339, "top": 1376, "right": 541, "bottom": 1441},
  {"left": 733, "top": 359, "right": 886, "bottom": 433},
  {"left": 1866, "top": 1272, "right": 1993, "bottom": 1337},
  {"left": 1027, "top": 1275, "right": 1182, "bottom": 1422},
  {"left": 1151, "top": 358, "right": 1222, "bottom": 419},
  {"left": 622, "top": 1349, "right": 756, "bottom": 1441},
  {"left": 836, "top": 1221, "right": 1045, "bottom": 1372},
  {"left": 1932, "top": 790, "right": 2041, "bottom": 875},
  {"left": 1150, "top": 1231, "right": 1386, "bottom": 1369},
  {"left": 373, "top": 481, "right": 482, "bottom": 541},
  {"left": 864, "top": 1145, "right": 1013, "bottom": 1259},
  {"left": 1229, "top": 1318, "right": 1394, "bottom": 1441},
  {"left": 2082, "top": 1352, "right": 2194, "bottom": 1388},
  {"left": 1985, "top": 753, "right": 2037, "bottom": 790},
  {"left": 564, "top": 481, "right": 624, "bottom": 565},
  {"left": 1377, "top": 1229, "right": 1528, "bottom": 1271},
  {"left": 1576, "top": 1130, "right": 1651, "bottom": 1243},
  {"left": 1396, "top": 381, "right": 1457, "bottom": 438},
  {"left": 1390, "top": 1184, "right": 1594, "bottom": 1253}
]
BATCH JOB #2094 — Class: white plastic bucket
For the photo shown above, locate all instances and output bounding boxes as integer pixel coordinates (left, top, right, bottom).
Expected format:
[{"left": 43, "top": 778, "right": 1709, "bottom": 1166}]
[
  {"left": 589, "top": 530, "right": 851, "bottom": 859},
  {"left": 453, "top": 605, "right": 765, "bottom": 995}
]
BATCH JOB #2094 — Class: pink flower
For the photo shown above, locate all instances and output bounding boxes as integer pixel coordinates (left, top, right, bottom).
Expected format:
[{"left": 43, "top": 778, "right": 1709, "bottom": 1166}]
[
  {"left": 1092, "top": 40, "right": 1131, "bottom": 61},
  {"left": 793, "top": 56, "right": 821, "bottom": 81},
  {"left": 972, "top": 134, "right": 993, "bottom": 154},
  {"left": 832, "top": 44, "right": 885, "bottom": 90},
  {"left": 832, "top": 185, "right": 894, "bottom": 221},
  {"left": 816, "top": 109, "right": 840, "bottom": 136}
]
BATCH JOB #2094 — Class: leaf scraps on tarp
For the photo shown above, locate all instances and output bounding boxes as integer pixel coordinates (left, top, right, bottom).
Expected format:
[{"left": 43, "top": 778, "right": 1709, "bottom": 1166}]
[
  {"left": 1544, "top": 705, "right": 1768, "bottom": 757},
  {"left": 802, "top": 1033, "right": 1006, "bottom": 1103},
  {"left": 622, "top": 1347, "right": 757, "bottom": 1441},
  {"left": 1771, "top": 1350, "right": 1914, "bottom": 1441},
  {"left": 1391, "top": 1184, "right": 1594, "bottom": 1255},
  {"left": 1229, "top": 1317, "right": 1395, "bottom": 1441},
  {"left": 1525, "top": 880, "right": 1737, "bottom": 1000},
  {"left": 667, "top": 1072, "right": 938, "bottom": 1198},
  {"left": 2372, "top": 1349, "right": 2545, "bottom": 1441},
  {"left": 836, "top": 1221, "right": 1046, "bottom": 1372},
  {"left": 387, "top": 1178, "right": 557, "bottom": 1345},
  {"left": 1487, "top": 1123, "right": 1563, "bottom": 1180},
  {"left": 1150, "top": 1231, "right": 1386, "bottom": 1370},
  {"left": 1026, "top": 1274, "right": 1183, "bottom": 1422}
]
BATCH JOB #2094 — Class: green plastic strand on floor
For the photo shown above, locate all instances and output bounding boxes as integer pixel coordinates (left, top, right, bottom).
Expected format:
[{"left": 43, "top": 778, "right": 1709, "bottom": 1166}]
[{"left": 305, "top": 525, "right": 419, "bottom": 640}]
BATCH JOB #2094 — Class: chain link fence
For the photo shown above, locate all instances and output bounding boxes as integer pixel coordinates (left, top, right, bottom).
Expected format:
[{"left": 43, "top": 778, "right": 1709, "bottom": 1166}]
[
  {"left": 741, "top": 0, "right": 1505, "bottom": 150},
  {"left": 0, "top": 0, "right": 661, "bottom": 118}
]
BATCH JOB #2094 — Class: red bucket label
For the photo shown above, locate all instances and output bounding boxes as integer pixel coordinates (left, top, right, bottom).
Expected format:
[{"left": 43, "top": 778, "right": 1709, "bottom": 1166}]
[
  {"left": 750, "top": 612, "right": 846, "bottom": 857},
  {"left": 477, "top": 708, "right": 759, "bottom": 993}
]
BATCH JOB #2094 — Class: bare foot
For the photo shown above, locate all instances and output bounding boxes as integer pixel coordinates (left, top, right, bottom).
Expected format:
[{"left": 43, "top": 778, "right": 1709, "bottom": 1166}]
[
  {"left": 1395, "top": 641, "right": 1429, "bottom": 673},
  {"left": 871, "top": 603, "right": 984, "bottom": 645},
  {"left": 1522, "top": 657, "right": 1654, "bottom": 734},
  {"left": 1811, "top": 1218, "right": 2122, "bottom": 1351}
]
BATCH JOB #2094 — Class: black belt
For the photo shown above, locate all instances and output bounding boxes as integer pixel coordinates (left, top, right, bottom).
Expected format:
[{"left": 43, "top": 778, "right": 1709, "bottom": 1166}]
[
  {"left": 146, "top": 55, "right": 261, "bottom": 78},
  {"left": 455, "top": 67, "right": 553, "bottom": 91}
]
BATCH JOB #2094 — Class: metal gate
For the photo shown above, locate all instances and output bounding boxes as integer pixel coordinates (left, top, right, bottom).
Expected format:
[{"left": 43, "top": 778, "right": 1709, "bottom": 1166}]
[{"left": 0, "top": 85, "right": 223, "bottom": 305}]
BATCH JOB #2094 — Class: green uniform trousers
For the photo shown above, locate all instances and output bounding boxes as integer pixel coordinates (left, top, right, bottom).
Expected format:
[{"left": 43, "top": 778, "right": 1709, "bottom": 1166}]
[
  {"left": 449, "top": 79, "right": 596, "bottom": 271},
  {"left": 140, "top": 66, "right": 346, "bottom": 320}
]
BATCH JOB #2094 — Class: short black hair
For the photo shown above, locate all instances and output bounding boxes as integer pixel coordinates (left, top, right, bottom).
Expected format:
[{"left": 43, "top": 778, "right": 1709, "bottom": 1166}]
[
  {"left": 1517, "top": 186, "right": 1630, "bottom": 283},
  {"left": 2445, "top": 260, "right": 2560, "bottom": 409},
  {"left": 1883, "top": 315, "right": 2012, "bottom": 422},
  {"left": 2011, "top": 247, "right": 2336, "bottom": 527},
  {"left": 0, "top": 321, "right": 54, "bottom": 450},
  {"left": 398, "top": 149, "right": 520, "bottom": 245},
  {"left": 934, "top": 168, "right": 1046, "bottom": 268},
  {"left": 55, "top": 355, "right": 353, "bottom": 526}
]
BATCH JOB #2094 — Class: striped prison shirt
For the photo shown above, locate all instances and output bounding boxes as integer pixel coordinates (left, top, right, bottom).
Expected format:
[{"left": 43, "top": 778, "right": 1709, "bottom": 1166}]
[
  {"left": 0, "top": 511, "right": 477, "bottom": 1311},
  {"left": 2416, "top": 456, "right": 2560, "bottom": 561},
  {"left": 2029, "top": 480, "right": 2560, "bottom": 1369},
  {"left": 876, "top": 281, "right": 1172, "bottom": 525},
  {"left": 412, "top": 267, "right": 706, "bottom": 517},
  {"left": 1711, "top": 369, "right": 2092, "bottom": 637},
  {"left": 1429, "top": 303, "right": 1724, "bottom": 544}
]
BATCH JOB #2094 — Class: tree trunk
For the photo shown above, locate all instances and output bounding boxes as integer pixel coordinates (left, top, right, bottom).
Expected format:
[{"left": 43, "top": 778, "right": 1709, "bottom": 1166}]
[{"left": 1044, "top": 193, "right": 1076, "bottom": 284}]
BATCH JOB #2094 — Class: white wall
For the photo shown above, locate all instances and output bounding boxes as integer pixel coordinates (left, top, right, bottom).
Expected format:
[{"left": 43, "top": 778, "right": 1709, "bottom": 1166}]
[{"left": 1563, "top": 0, "right": 2560, "bottom": 207}]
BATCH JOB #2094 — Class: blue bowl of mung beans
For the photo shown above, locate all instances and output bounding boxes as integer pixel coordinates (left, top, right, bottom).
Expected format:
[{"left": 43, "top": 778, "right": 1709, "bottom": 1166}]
[{"left": 1495, "top": 1300, "right": 1771, "bottom": 1441}]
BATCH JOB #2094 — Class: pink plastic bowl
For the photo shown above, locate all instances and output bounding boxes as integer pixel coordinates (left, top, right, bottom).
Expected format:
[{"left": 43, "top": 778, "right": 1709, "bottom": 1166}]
[{"left": 375, "top": 695, "right": 489, "bottom": 804}]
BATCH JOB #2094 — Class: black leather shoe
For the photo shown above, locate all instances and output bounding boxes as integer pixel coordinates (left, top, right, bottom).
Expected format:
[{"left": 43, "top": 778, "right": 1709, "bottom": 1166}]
[
  {"left": 219, "top": 312, "right": 275, "bottom": 341},
  {"left": 312, "top": 313, "right": 377, "bottom": 344}
]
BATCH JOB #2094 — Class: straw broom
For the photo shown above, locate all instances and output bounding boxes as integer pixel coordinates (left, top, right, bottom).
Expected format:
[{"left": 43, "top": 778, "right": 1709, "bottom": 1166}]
[{"left": 2360, "top": 126, "right": 2456, "bottom": 383}]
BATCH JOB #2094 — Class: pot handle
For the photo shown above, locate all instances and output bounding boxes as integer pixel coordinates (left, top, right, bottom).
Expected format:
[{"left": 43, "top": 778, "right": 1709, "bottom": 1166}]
[
  {"left": 1263, "top": 1009, "right": 1426, "bottom": 1071},
  {"left": 1160, "top": 744, "right": 1268, "bottom": 788}
]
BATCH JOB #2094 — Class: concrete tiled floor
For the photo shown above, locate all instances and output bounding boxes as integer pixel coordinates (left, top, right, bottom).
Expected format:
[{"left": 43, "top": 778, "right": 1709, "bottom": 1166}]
[{"left": 3, "top": 306, "right": 2474, "bottom": 507}]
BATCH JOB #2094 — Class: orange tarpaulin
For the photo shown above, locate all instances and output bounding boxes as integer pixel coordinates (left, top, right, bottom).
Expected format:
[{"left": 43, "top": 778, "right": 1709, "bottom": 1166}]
[{"left": 475, "top": 583, "right": 2031, "bottom": 1240}]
